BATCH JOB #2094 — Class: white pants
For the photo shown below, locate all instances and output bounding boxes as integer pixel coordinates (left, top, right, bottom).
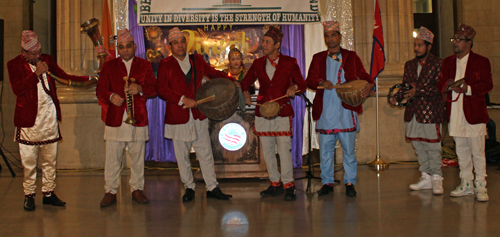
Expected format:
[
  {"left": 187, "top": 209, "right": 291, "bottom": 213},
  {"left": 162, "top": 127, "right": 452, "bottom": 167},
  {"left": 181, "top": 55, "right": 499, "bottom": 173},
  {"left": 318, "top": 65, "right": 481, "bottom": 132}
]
[
  {"left": 19, "top": 142, "right": 58, "bottom": 195},
  {"left": 454, "top": 136, "right": 487, "bottom": 181},
  {"left": 172, "top": 119, "right": 218, "bottom": 191},
  {"left": 260, "top": 136, "right": 294, "bottom": 185},
  {"left": 104, "top": 140, "right": 145, "bottom": 194}
]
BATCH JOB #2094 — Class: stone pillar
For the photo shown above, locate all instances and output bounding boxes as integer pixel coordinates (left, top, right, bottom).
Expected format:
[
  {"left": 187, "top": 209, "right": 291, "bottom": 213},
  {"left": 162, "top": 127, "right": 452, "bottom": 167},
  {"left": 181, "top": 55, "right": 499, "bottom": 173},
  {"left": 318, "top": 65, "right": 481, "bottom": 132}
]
[
  {"left": 351, "top": 0, "right": 416, "bottom": 162},
  {"left": 353, "top": 0, "right": 413, "bottom": 90},
  {"left": 54, "top": 0, "right": 106, "bottom": 169}
]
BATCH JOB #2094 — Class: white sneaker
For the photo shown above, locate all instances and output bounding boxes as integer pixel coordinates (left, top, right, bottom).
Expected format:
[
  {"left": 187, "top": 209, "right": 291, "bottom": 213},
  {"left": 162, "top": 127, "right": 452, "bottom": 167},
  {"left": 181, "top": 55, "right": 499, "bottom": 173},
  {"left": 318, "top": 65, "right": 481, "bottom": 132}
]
[
  {"left": 474, "top": 180, "right": 489, "bottom": 202},
  {"left": 410, "top": 173, "right": 432, "bottom": 191},
  {"left": 431, "top": 175, "right": 444, "bottom": 195},
  {"left": 450, "top": 179, "right": 474, "bottom": 197}
]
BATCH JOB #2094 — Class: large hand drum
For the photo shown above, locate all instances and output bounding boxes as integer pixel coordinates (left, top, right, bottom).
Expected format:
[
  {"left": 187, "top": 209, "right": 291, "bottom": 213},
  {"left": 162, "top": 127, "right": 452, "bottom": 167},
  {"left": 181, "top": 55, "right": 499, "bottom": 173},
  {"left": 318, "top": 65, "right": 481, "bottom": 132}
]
[
  {"left": 336, "top": 80, "right": 369, "bottom": 107},
  {"left": 196, "top": 78, "right": 239, "bottom": 121}
]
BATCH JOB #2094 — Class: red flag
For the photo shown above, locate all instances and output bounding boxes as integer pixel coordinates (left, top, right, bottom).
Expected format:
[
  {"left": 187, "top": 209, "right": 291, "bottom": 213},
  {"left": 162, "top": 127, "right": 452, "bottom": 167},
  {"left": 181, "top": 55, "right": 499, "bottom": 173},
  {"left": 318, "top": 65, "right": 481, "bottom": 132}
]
[
  {"left": 370, "top": 0, "right": 385, "bottom": 80},
  {"left": 102, "top": 0, "right": 115, "bottom": 60}
]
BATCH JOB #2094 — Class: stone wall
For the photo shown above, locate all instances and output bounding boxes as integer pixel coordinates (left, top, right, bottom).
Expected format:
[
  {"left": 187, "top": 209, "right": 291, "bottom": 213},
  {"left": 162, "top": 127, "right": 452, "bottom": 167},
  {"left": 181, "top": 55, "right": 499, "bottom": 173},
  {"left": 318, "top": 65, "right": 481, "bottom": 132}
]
[{"left": 456, "top": 0, "right": 500, "bottom": 103}]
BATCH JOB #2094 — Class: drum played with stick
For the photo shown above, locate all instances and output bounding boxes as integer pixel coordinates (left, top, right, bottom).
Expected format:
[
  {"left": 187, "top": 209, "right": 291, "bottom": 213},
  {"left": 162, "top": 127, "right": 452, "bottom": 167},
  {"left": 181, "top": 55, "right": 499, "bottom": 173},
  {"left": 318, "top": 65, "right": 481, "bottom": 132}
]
[
  {"left": 196, "top": 78, "right": 239, "bottom": 121},
  {"left": 335, "top": 80, "right": 369, "bottom": 107},
  {"left": 259, "top": 101, "right": 281, "bottom": 119}
]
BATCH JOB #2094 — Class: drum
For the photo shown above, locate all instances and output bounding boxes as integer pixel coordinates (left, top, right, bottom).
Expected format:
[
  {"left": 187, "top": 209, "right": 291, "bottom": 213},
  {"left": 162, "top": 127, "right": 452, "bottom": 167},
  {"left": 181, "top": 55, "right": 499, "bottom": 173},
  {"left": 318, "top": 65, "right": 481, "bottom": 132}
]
[
  {"left": 445, "top": 78, "right": 464, "bottom": 92},
  {"left": 196, "top": 78, "right": 239, "bottom": 121},
  {"left": 259, "top": 101, "right": 281, "bottom": 119},
  {"left": 335, "top": 80, "right": 369, "bottom": 107},
  {"left": 387, "top": 83, "right": 414, "bottom": 107}
]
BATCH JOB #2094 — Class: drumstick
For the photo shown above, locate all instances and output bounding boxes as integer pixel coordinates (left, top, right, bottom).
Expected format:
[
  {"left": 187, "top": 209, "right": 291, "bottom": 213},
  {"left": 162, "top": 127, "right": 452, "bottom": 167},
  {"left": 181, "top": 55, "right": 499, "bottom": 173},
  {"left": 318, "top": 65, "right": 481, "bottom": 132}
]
[
  {"left": 251, "top": 102, "right": 262, "bottom": 106},
  {"left": 317, "top": 85, "right": 353, "bottom": 89},
  {"left": 268, "top": 90, "right": 301, "bottom": 103},
  {"left": 182, "top": 94, "right": 216, "bottom": 109}
]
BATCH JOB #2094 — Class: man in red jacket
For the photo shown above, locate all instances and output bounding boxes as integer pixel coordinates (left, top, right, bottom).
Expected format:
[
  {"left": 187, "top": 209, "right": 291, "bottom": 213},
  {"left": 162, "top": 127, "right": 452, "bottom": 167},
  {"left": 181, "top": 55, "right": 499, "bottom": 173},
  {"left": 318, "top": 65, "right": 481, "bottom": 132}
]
[
  {"left": 241, "top": 26, "right": 307, "bottom": 201},
  {"left": 156, "top": 27, "right": 233, "bottom": 202},
  {"left": 306, "top": 21, "right": 374, "bottom": 197},
  {"left": 8, "top": 30, "right": 92, "bottom": 211},
  {"left": 96, "top": 29, "right": 157, "bottom": 207},
  {"left": 437, "top": 23, "right": 493, "bottom": 202}
]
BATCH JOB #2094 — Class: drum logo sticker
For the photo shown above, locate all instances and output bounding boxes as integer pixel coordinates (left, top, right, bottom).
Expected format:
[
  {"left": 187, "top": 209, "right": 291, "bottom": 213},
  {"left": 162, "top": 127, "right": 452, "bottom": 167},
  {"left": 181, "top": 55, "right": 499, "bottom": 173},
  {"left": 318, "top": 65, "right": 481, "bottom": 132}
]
[{"left": 219, "top": 123, "right": 247, "bottom": 151}]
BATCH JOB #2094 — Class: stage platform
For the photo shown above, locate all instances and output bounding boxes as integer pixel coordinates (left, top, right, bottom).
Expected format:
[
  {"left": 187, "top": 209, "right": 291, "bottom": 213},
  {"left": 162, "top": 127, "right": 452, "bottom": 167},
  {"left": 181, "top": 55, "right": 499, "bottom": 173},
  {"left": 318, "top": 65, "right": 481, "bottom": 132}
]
[{"left": 1, "top": 164, "right": 499, "bottom": 236}]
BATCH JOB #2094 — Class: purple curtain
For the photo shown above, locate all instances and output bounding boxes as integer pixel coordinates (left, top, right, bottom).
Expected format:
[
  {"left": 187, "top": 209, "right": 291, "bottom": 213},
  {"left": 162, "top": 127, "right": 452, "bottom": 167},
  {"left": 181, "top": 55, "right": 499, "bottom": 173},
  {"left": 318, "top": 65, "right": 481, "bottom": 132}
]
[
  {"left": 281, "top": 25, "right": 305, "bottom": 168},
  {"left": 129, "top": 0, "right": 177, "bottom": 162},
  {"left": 128, "top": 4, "right": 306, "bottom": 165}
]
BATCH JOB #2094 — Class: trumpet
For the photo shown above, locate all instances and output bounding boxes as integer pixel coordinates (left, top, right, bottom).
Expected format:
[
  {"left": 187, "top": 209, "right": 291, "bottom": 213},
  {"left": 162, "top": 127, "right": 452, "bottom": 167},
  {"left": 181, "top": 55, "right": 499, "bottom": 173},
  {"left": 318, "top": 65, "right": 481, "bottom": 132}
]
[{"left": 123, "top": 76, "right": 136, "bottom": 125}]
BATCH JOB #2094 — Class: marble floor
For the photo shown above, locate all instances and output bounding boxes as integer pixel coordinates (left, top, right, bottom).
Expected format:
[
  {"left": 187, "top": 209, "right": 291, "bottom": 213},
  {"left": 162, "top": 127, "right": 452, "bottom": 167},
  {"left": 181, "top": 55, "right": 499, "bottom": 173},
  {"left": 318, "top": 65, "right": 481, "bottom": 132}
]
[{"left": 0, "top": 163, "right": 499, "bottom": 237}]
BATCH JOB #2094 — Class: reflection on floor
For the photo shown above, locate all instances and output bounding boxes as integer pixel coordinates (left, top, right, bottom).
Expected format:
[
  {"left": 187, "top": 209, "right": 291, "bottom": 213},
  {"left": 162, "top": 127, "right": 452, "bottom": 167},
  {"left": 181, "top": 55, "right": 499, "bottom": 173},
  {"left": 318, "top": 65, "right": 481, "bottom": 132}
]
[{"left": 0, "top": 164, "right": 498, "bottom": 236}]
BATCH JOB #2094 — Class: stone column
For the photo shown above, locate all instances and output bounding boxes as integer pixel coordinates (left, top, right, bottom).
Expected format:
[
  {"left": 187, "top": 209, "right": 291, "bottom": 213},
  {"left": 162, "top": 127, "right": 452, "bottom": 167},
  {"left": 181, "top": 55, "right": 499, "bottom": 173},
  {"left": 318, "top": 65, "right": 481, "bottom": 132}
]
[
  {"left": 55, "top": 0, "right": 106, "bottom": 169},
  {"left": 351, "top": 0, "right": 416, "bottom": 162},
  {"left": 353, "top": 0, "right": 413, "bottom": 90}
]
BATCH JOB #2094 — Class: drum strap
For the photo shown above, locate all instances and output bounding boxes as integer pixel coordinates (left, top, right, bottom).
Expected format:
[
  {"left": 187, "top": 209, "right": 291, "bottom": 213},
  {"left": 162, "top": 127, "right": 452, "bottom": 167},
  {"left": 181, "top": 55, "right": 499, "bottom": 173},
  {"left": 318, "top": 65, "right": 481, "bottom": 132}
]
[
  {"left": 189, "top": 54, "right": 197, "bottom": 93},
  {"left": 335, "top": 53, "right": 346, "bottom": 85}
]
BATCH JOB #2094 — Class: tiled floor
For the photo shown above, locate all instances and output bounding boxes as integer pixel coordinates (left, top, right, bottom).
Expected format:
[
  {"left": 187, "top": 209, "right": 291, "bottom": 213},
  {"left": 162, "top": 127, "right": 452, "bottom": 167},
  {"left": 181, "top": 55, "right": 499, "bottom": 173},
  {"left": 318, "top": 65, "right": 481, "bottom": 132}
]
[{"left": 0, "top": 164, "right": 499, "bottom": 236}]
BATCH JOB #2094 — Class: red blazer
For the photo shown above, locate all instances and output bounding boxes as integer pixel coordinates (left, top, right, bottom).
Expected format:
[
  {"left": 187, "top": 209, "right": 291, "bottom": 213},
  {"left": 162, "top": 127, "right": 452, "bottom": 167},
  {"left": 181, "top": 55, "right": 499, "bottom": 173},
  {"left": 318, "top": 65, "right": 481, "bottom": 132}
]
[
  {"left": 96, "top": 57, "right": 157, "bottom": 127},
  {"left": 437, "top": 51, "right": 493, "bottom": 124},
  {"left": 306, "top": 48, "right": 374, "bottom": 120},
  {"left": 240, "top": 54, "right": 307, "bottom": 117},
  {"left": 8, "top": 54, "right": 89, "bottom": 127},
  {"left": 156, "top": 54, "right": 232, "bottom": 125}
]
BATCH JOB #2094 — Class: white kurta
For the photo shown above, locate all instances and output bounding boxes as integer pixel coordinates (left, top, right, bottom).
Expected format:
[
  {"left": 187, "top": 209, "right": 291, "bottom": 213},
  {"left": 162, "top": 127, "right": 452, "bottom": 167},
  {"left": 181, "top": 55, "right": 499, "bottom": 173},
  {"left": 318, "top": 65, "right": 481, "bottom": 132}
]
[
  {"left": 16, "top": 64, "right": 60, "bottom": 144},
  {"left": 448, "top": 53, "right": 486, "bottom": 137}
]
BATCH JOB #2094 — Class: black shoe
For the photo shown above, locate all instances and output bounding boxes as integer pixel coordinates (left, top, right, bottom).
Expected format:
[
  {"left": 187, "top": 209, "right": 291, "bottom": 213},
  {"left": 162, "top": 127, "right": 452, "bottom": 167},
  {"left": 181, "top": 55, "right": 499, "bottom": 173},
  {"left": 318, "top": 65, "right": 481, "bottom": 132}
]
[
  {"left": 260, "top": 185, "right": 284, "bottom": 197},
  {"left": 284, "top": 187, "right": 296, "bottom": 201},
  {"left": 345, "top": 184, "right": 357, "bottom": 196},
  {"left": 317, "top": 184, "right": 334, "bottom": 196},
  {"left": 182, "top": 188, "right": 195, "bottom": 202},
  {"left": 206, "top": 187, "right": 232, "bottom": 200},
  {"left": 24, "top": 196, "right": 35, "bottom": 211},
  {"left": 42, "top": 193, "right": 66, "bottom": 206}
]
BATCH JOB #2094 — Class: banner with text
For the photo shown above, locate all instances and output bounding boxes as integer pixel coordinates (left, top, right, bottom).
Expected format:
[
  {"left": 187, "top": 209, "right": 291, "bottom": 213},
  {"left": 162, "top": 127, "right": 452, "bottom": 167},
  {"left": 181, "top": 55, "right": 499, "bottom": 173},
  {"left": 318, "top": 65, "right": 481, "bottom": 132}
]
[{"left": 138, "top": 0, "right": 320, "bottom": 26}]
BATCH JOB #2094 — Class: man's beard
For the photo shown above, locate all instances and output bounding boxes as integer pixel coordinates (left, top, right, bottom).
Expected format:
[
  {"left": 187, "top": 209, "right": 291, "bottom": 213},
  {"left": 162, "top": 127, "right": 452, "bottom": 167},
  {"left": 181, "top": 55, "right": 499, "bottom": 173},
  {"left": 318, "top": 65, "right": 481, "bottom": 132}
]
[{"left": 416, "top": 48, "right": 429, "bottom": 59}]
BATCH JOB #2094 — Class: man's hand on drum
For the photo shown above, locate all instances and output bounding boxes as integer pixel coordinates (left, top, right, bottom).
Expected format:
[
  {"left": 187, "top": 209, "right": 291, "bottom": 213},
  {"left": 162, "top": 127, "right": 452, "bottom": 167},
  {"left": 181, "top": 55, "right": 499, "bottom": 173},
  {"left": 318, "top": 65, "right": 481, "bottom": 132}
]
[
  {"left": 110, "top": 93, "right": 125, "bottom": 107},
  {"left": 182, "top": 97, "right": 197, "bottom": 108},
  {"left": 286, "top": 85, "right": 298, "bottom": 98},
  {"left": 319, "top": 79, "right": 334, "bottom": 90},
  {"left": 234, "top": 81, "right": 241, "bottom": 88},
  {"left": 361, "top": 83, "right": 375, "bottom": 98},
  {"left": 404, "top": 83, "right": 416, "bottom": 99},
  {"left": 244, "top": 91, "right": 252, "bottom": 105}
]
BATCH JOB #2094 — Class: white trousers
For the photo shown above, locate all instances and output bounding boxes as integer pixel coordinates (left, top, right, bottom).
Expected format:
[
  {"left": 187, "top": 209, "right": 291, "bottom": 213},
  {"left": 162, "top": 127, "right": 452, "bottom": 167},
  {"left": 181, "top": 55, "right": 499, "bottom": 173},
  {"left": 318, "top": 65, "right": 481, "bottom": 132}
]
[
  {"left": 454, "top": 136, "right": 487, "bottom": 181},
  {"left": 104, "top": 140, "right": 145, "bottom": 194},
  {"left": 19, "top": 142, "right": 58, "bottom": 195},
  {"left": 172, "top": 119, "right": 218, "bottom": 191},
  {"left": 260, "top": 136, "right": 294, "bottom": 184}
]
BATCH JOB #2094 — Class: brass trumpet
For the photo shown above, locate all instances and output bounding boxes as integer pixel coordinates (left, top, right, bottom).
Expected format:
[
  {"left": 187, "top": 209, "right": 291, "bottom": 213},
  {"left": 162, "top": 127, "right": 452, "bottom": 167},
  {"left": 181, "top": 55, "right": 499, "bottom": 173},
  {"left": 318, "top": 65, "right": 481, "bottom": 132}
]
[{"left": 123, "top": 76, "right": 136, "bottom": 125}]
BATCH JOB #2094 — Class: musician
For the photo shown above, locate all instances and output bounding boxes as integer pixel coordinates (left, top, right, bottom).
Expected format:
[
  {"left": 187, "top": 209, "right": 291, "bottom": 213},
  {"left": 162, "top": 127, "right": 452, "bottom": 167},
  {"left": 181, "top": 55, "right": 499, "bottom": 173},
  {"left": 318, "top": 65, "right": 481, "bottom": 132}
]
[
  {"left": 223, "top": 44, "right": 247, "bottom": 82},
  {"left": 96, "top": 29, "right": 157, "bottom": 207},
  {"left": 7, "top": 30, "right": 92, "bottom": 211},
  {"left": 156, "top": 27, "right": 233, "bottom": 202},
  {"left": 306, "top": 21, "right": 374, "bottom": 197},
  {"left": 389, "top": 27, "right": 445, "bottom": 195},
  {"left": 437, "top": 23, "right": 493, "bottom": 202},
  {"left": 241, "top": 26, "right": 307, "bottom": 201}
]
